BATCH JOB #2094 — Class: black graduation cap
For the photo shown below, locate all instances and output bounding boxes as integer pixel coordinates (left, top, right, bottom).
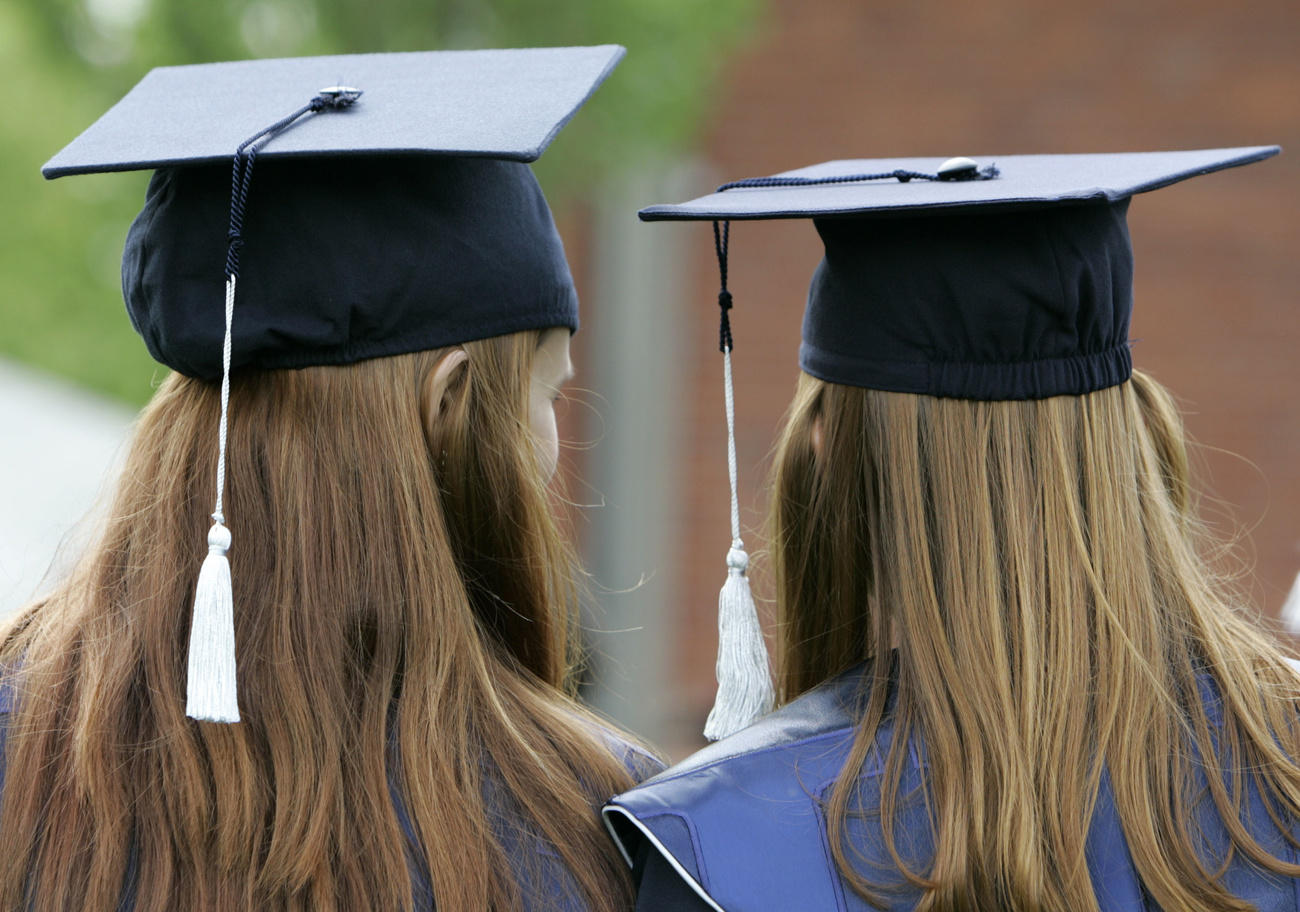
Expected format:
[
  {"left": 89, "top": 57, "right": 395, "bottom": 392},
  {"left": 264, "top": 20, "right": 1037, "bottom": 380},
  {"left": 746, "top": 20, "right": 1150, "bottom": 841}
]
[
  {"left": 642, "top": 147, "right": 1280, "bottom": 741},
  {"left": 42, "top": 47, "right": 624, "bottom": 724},
  {"left": 45, "top": 46, "right": 626, "bottom": 380},
  {"left": 642, "top": 146, "right": 1279, "bottom": 400}
]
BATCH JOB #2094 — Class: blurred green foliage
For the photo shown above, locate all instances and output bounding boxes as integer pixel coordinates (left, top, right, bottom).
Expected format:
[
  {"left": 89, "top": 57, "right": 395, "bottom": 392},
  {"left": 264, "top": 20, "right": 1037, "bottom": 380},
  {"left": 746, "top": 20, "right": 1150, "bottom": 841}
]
[{"left": 4, "top": 0, "right": 760, "bottom": 404}]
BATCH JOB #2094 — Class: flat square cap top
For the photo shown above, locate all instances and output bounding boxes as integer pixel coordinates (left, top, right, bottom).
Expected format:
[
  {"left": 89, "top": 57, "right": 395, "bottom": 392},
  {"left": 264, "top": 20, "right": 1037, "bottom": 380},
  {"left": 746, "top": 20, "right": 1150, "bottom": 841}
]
[
  {"left": 638, "top": 146, "right": 1280, "bottom": 221},
  {"left": 43, "top": 45, "right": 625, "bottom": 178}
]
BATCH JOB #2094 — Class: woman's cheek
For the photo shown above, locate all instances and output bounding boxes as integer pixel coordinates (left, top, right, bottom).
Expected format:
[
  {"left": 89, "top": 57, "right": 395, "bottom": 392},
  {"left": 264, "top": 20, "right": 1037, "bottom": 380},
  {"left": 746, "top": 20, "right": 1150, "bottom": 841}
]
[{"left": 531, "top": 396, "right": 559, "bottom": 481}]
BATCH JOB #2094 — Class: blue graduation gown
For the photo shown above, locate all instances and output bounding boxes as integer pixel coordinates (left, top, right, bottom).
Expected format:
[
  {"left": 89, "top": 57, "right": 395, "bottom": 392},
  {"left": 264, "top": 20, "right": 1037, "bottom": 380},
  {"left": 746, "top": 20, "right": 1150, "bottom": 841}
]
[{"left": 604, "top": 664, "right": 1300, "bottom": 911}]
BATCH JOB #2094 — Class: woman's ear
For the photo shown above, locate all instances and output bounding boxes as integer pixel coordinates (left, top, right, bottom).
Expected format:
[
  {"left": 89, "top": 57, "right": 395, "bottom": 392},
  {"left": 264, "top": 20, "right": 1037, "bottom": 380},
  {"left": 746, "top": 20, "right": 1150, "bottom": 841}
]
[
  {"left": 420, "top": 348, "right": 469, "bottom": 443},
  {"left": 811, "top": 414, "right": 824, "bottom": 456}
]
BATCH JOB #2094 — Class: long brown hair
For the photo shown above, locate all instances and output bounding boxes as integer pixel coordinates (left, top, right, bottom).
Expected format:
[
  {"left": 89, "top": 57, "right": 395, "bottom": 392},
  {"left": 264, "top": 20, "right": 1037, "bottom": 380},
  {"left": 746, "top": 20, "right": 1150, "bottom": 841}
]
[
  {"left": 769, "top": 368, "right": 1300, "bottom": 911},
  {"left": 0, "top": 332, "right": 642, "bottom": 912}
]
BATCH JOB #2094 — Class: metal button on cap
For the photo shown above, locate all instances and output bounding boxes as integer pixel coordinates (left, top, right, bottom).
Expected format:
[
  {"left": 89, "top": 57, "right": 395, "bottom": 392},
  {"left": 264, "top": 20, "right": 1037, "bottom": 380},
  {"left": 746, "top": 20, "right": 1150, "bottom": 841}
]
[
  {"left": 317, "top": 86, "right": 363, "bottom": 106},
  {"left": 936, "top": 156, "right": 979, "bottom": 180}
]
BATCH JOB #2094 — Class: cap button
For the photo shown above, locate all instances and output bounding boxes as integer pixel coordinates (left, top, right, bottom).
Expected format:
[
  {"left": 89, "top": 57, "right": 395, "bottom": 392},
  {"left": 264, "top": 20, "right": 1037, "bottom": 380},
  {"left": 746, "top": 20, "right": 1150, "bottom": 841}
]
[
  {"left": 936, "top": 156, "right": 979, "bottom": 180},
  {"left": 317, "top": 85, "right": 363, "bottom": 107}
]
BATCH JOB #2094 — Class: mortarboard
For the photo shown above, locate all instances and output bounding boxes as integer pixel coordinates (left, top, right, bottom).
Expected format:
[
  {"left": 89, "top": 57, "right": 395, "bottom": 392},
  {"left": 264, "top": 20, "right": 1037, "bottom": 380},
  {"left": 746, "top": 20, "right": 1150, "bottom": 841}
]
[
  {"left": 638, "top": 146, "right": 1280, "bottom": 739},
  {"left": 45, "top": 46, "right": 626, "bottom": 380},
  {"left": 644, "top": 147, "right": 1280, "bottom": 398},
  {"left": 44, "top": 46, "right": 625, "bottom": 723}
]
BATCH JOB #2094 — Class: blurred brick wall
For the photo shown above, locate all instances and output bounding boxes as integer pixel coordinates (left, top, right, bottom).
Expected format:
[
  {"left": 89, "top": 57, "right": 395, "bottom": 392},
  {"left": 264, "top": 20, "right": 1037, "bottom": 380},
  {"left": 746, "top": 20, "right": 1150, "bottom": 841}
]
[{"left": 657, "top": 0, "right": 1300, "bottom": 752}]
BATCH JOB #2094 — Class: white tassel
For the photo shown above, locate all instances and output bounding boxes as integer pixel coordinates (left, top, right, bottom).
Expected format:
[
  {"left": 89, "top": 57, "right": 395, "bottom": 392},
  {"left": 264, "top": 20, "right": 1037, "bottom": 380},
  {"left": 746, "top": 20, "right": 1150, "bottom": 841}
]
[
  {"left": 183, "top": 273, "right": 241, "bottom": 723},
  {"left": 1282, "top": 571, "right": 1300, "bottom": 637},
  {"left": 186, "top": 522, "right": 240, "bottom": 722},
  {"left": 704, "top": 544, "right": 774, "bottom": 740},
  {"left": 185, "top": 269, "right": 240, "bottom": 723},
  {"left": 701, "top": 318, "right": 774, "bottom": 741}
]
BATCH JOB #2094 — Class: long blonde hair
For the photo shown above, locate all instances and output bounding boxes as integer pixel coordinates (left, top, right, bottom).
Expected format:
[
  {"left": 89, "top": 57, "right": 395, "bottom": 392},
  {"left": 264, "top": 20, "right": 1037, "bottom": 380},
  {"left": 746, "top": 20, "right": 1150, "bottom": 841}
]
[
  {"left": 769, "top": 368, "right": 1300, "bottom": 911},
  {"left": 0, "top": 332, "right": 641, "bottom": 912}
]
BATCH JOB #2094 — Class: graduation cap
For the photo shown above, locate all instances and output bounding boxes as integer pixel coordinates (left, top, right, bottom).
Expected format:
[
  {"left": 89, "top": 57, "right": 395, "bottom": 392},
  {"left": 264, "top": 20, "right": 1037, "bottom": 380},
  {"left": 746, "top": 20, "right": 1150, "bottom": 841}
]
[
  {"left": 639, "top": 146, "right": 1281, "bottom": 739},
  {"left": 44, "top": 46, "right": 625, "bottom": 723}
]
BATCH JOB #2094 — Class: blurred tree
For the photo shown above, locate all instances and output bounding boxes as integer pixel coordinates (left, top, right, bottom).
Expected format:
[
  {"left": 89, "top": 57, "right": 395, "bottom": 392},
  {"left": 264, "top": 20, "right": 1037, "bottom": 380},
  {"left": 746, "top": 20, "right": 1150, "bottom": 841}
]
[{"left": 4, "top": 0, "right": 760, "bottom": 403}]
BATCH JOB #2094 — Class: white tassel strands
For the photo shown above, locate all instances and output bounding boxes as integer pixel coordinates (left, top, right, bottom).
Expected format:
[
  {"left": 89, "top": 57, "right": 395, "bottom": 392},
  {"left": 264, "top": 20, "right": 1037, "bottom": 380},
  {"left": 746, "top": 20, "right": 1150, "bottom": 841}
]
[
  {"left": 186, "top": 522, "right": 240, "bottom": 722},
  {"left": 704, "top": 544, "right": 774, "bottom": 741}
]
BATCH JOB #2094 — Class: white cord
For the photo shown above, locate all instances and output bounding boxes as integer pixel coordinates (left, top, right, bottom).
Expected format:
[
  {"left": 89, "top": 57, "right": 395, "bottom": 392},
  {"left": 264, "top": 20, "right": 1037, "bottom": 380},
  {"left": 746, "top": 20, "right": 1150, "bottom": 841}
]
[
  {"left": 723, "top": 347, "right": 741, "bottom": 549},
  {"left": 213, "top": 274, "right": 235, "bottom": 524}
]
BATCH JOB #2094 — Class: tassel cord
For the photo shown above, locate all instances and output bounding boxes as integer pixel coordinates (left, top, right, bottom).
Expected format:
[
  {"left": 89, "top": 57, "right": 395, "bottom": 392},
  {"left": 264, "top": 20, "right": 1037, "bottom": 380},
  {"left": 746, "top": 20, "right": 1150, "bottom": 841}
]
[
  {"left": 188, "top": 89, "right": 360, "bottom": 723},
  {"left": 702, "top": 220, "right": 775, "bottom": 741},
  {"left": 714, "top": 162, "right": 1000, "bottom": 193},
  {"left": 214, "top": 89, "right": 359, "bottom": 519},
  {"left": 714, "top": 220, "right": 743, "bottom": 551},
  {"left": 722, "top": 349, "right": 741, "bottom": 551},
  {"left": 213, "top": 276, "right": 235, "bottom": 525}
]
